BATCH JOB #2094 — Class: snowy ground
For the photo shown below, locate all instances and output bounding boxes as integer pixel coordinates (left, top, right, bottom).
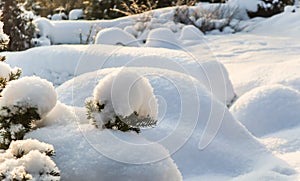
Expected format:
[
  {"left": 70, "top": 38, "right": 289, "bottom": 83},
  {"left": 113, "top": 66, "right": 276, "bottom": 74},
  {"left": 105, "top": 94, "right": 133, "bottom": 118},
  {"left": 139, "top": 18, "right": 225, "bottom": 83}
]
[{"left": 1, "top": 6, "right": 300, "bottom": 181}]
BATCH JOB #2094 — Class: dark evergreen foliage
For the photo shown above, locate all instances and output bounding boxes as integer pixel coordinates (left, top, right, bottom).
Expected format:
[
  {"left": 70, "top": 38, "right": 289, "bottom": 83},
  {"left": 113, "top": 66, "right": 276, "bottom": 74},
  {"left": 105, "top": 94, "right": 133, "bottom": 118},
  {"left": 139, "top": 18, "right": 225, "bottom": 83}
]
[{"left": 0, "top": 0, "right": 35, "bottom": 51}]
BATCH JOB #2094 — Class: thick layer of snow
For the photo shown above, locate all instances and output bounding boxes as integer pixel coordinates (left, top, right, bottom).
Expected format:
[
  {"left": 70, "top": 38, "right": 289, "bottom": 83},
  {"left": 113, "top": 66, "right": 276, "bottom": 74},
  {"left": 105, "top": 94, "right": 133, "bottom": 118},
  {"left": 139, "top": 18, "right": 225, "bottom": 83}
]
[
  {"left": 56, "top": 67, "right": 294, "bottom": 180},
  {"left": 1, "top": 76, "right": 57, "bottom": 118},
  {"left": 93, "top": 69, "right": 158, "bottom": 121},
  {"left": 228, "top": 0, "right": 259, "bottom": 12},
  {"left": 25, "top": 114, "right": 182, "bottom": 180},
  {"left": 145, "top": 28, "right": 181, "bottom": 49},
  {"left": 94, "top": 27, "right": 140, "bottom": 46},
  {"left": 68, "top": 9, "right": 83, "bottom": 20},
  {"left": 179, "top": 25, "right": 204, "bottom": 40},
  {"left": 3, "top": 44, "right": 235, "bottom": 105},
  {"left": 230, "top": 84, "right": 300, "bottom": 137}
]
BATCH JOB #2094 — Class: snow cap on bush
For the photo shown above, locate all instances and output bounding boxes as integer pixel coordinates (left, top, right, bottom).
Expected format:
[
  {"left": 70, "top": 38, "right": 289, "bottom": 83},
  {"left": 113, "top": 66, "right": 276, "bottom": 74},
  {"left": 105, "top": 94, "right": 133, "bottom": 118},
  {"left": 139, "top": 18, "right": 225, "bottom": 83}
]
[
  {"left": 91, "top": 69, "right": 158, "bottom": 129},
  {"left": 94, "top": 27, "right": 140, "bottom": 47},
  {"left": 1, "top": 76, "right": 57, "bottom": 118},
  {"left": 230, "top": 84, "right": 300, "bottom": 136},
  {"left": 145, "top": 28, "right": 181, "bottom": 49},
  {"left": 0, "top": 61, "right": 12, "bottom": 80},
  {"left": 0, "top": 139, "right": 60, "bottom": 181}
]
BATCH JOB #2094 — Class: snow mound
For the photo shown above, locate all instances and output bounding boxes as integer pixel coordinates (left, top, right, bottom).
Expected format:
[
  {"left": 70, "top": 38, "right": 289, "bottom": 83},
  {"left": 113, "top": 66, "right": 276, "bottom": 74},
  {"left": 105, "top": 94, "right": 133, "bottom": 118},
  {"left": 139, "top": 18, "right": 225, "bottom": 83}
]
[
  {"left": 26, "top": 121, "right": 182, "bottom": 180},
  {"left": 1, "top": 76, "right": 57, "bottom": 118},
  {"left": 68, "top": 9, "right": 83, "bottom": 20},
  {"left": 93, "top": 69, "right": 158, "bottom": 125},
  {"left": 56, "top": 67, "right": 294, "bottom": 179},
  {"left": 145, "top": 28, "right": 181, "bottom": 49},
  {"left": 94, "top": 27, "right": 140, "bottom": 47},
  {"left": 230, "top": 84, "right": 300, "bottom": 137},
  {"left": 179, "top": 25, "right": 204, "bottom": 40}
]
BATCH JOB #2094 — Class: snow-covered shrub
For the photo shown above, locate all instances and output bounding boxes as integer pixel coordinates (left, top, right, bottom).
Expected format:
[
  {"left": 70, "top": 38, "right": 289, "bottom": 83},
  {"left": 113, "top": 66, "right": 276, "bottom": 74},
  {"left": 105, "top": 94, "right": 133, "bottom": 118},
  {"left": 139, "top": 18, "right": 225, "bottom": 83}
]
[
  {"left": 0, "top": 139, "right": 60, "bottom": 181},
  {"left": 174, "top": 4, "right": 240, "bottom": 33},
  {"left": 86, "top": 70, "right": 158, "bottom": 133},
  {"left": 0, "top": 76, "right": 57, "bottom": 149},
  {"left": 0, "top": 60, "right": 21, "bottom": 96},
  {"left": 94, "top": 27, "right": 139, "bottom": 46},
  {"left": 145, "top": 28, "right": 181, "bottom": 49},
  {"left": 68, "top": 9, "right": 84, "bottom": 20},
  {"left": 230, "top": 84, "right": 300, "bottom": 137},
  {"left": 247, "top": 0, "right": 294, "bottom": 18}
]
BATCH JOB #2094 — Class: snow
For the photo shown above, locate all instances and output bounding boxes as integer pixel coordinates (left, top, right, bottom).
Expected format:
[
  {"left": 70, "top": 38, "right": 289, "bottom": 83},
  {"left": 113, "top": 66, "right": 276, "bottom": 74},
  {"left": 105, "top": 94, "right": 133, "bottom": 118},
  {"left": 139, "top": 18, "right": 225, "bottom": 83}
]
[
  {"left": 179, "top": 25, "right": 204, "bottom": 40},
  {"left": 1, "top": 76, "right": 57, "bottom": 118},
  {"left": 3, "top": 44, "right": 235, "bottom": 105},
  {"left": 0, "top": 61, "right": 12, "bottom": 79},
  {"left": 1, "top": 3, "right": 300, "bottom": 181},
  {"left": 0, "top": 21, "right": 9, "bottom": 47},
  {"left": 228, "top": 0, "right": 260, "bottom": 12},
  {"left": 92, "top": 69, "right": 158, "bottom": 124},
  {"left": 230, "top": 84, "right": 300, "bottom": 137},
  {"left": 25, "top": 121, "right": 182, "bottom": 180},
  {"left": 68, "top": 9, "right": 83, "bottom": 20},
  {"left": 94, "top": 27, "right": 140, "bottom": 46},
  {"left": 55, "top": 67, "right": 295, "bottom": 180},
  {"left": 145, "top": 28, "right": 181, "bottom": 49},
  {"left": 0, "top": 139, "right": 60, "bottom": 181}
]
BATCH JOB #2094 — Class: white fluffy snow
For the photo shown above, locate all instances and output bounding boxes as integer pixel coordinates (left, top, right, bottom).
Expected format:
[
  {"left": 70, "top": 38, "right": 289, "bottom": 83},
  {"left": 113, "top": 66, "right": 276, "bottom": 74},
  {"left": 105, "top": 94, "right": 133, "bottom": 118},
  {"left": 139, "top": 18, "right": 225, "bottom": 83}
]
[
  {"left": 0, "top": 61, "right": 12, "bottom": 79},
  {"left": 3, "top": 44, "right": 235, "bottom": 105},
  {"left": 0, "top": 21, "right": 9, "bottom": 47},
  {"left": 0, "top": 139, "right": 60, "bottom": 181},
  {"left": 179, "top": 25, "right": 204, "bottom": 40},
  {"left": 145, "top": 28, "right": 181, "bottom": 49},
  {"left": 230, "top": 84, "right": 300, "bottom": 137},
  {"left": 55, "top": 67, "right": 295, "bottom": 180},
  {"left": 94, "top": 27, "right": 140, "bottom": 46},
  {"left": 68, "top": 9, "right": 83, "bottom": 20},
  {"left": 93, "top": 69, "right": 158, "bottom": 123},
  {"left": 1, "top": 76, "right": 57, "bottom": 118}
]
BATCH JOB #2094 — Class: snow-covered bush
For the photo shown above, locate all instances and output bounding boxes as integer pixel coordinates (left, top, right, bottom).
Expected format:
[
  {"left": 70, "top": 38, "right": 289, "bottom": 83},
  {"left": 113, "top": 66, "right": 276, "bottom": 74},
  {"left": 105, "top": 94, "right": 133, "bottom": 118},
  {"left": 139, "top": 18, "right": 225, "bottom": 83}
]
[
  {"left": 174, "top": 4, "right": 240, "bottom": 33},
  {"left": 230, "top": 84, "right": 300, "bottom": 137},
  {"left": 94, "top": 27, "right": 139, "bottom": 46},
  {"left": 0, "top": 60, "right": 22, "bottom": 95},
  {"left": 86, "top": 70, "right": 158, "bottom": 133},
  {"left": 145, "top": 28, "right": 181, "bottom": 49},
  {"left": 69, "top": 9, "right": 84, "bottom": 20},
  {"left": 0, "top": 76, "right": 57, "bottom": 149},
  {"left": 0, "top": 139, "right": 60, "bottom": 181}
]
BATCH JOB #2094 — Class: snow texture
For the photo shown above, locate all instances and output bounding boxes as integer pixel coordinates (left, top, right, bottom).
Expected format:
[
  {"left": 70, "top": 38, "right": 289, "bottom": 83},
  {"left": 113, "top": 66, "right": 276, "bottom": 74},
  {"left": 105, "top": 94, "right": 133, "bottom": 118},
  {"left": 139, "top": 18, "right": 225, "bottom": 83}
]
[
  {"left": 1, "top": 76, "right": 57, "bottom": 118},
  {"left": 94, "top": 27, "right": 140, "bottom": 47},
  {"left": 145, "top": 28, "right": 181, "bottom": 49},
  {"left": 68, "top": 9, "right": 83, "bottom": 20},
  {"left": 0, "top": 61, "right": 12, "bottom": 80},
  {"left": 0, "top": 139, "right": 60, "bottom": 181},
  {"left": 230, "top": 84, "right": 300, "bottom": 137},
  {"left": 56, "top": 67, "right": 295, "bottom": 180},
  {"left": 179, "top": 25, "right": 204, "bottom": 40},
  {"left": 93, "top": 69, "right": 158, "bottom": 125},
  {"left": 4, "top": 44, "right": 235, "bottom": 105}
]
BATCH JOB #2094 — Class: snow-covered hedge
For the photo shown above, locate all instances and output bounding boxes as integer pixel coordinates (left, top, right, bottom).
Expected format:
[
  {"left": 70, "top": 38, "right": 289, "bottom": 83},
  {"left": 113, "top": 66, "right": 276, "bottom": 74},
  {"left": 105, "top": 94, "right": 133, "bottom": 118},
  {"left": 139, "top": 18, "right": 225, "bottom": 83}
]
[
  {"left": 0, "top": 60, "right": 22, "bottom": 95},
  {"left": 0, "top": 139, "right": 60, "bottom": 181},
  {"left": 86, "top": 70, "right": 158, "bottom": 133},
  {"left": 0, "top": 21, "right": 9, "bottom": 50}
]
